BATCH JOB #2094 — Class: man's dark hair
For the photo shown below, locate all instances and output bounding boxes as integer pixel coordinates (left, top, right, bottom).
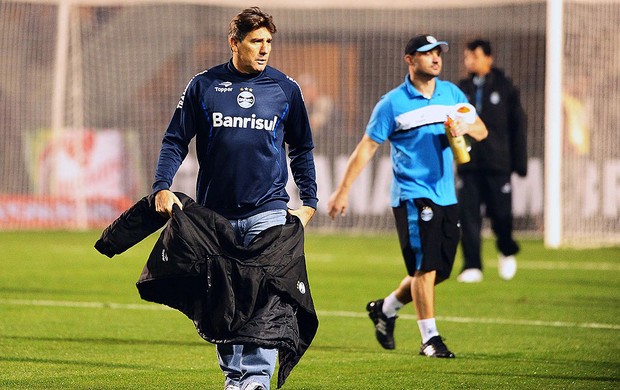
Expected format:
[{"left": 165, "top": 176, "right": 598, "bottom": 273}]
[
  {"left": 228, "top": 7, "right": 277, "bottom": 43},
  {"left": 466, "top": 39, "right": 492, "bottom": 56}
]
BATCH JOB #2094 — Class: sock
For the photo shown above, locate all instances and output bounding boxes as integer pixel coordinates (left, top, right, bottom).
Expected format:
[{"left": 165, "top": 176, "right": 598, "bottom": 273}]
[
  {"left": 417, "top": 318, "right": 439, "bottom": 343},
  {"left": 382, "top": 292, "right": 404, "bottom": 318}
]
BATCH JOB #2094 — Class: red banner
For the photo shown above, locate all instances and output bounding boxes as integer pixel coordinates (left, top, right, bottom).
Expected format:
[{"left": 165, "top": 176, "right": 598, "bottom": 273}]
[{"left": 0, "top": 195, "right": 132, "bottom": 229}]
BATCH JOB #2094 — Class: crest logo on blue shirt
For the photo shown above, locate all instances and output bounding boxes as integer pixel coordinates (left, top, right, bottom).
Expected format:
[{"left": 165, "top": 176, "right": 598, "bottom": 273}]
[{"left": 237, "top": 87, "right": 255, "bottom": 108}]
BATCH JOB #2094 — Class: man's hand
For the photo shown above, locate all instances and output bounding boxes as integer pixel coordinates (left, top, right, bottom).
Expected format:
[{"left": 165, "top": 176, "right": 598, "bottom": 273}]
[
  {"left": 445, "top": 117, "right": 468, "bottom": 138},
  {"left": 327, "top": 188, "right": 349, "bottom": 220},
  {"left": 325, "top": 135, "right": 380, "bottom": 220},
  {"left": 288, "top": 205, "right": 316, "bottom": 227},
  {"left": 154, "top": 189, "right": 183, "bottom": 218}
]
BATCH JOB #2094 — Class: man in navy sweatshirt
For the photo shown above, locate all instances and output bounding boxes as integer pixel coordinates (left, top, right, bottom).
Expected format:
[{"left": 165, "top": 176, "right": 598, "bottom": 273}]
[
  {"left": 456, "top": 39, "right": 527, "bottom": 283},
  {"left": 152, "top": 7, "right": 317, "bottom": 390}
]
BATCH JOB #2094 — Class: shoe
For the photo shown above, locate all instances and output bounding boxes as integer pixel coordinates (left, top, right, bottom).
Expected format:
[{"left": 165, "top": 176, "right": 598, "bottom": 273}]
[
  {"left": 456, "top": 268, "right": 483, "bottom": 283},
  {"left": 224, "top": 385, "right": 240, "bottom": 390},
  {"left": 366, "top": 299, "right": 396, "bottom": 349},
  {"left": 419, "top": 335, "right": 455, "bottom": 358},
  {"left": 498, "top": 254, "right": 517, "bottom": 280},
  {"left": 242, "top": 384, "right": 266, "bottom": 390}
]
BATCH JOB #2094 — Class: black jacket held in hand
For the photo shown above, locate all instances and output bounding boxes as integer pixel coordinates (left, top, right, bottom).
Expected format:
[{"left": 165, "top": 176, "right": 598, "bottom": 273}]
[
  {"left": 94, "top": 192, "right": 318, "bottom": 389},
  {"left": 458, "top": 67, "right": 528, "bottom": 176}
]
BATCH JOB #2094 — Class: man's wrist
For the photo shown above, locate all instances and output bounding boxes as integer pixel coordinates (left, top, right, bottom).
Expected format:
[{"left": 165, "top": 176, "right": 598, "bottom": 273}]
[
  {"left": 301, "top": 200, "right": 318, "bottom": 210},
  {"left": 152, "top": 181, "right": 170, "bottom": 194}
]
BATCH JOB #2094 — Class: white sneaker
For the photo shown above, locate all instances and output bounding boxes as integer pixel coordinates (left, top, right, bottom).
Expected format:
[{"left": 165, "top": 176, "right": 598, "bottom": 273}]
[
  {"left": 243, "top": 384, "right": 266, "bottom": 390},
  {"left": 224, "top": 385, "right": 240, "bottom": 390},
  {"left": 456, "top": 268, "right": 483, "bottom": 283},
  {"left": 498, "top": 254, "right": 517, "bottom": 280}
]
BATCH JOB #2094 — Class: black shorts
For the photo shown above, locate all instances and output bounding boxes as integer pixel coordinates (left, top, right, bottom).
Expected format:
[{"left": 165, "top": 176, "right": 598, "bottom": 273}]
[{"left": 392, "top": 198, "right": 460, "bottom": 283}]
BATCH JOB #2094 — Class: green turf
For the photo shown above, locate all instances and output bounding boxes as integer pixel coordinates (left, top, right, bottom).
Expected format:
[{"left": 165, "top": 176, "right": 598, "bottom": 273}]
[{"left": 1, "top": 231, "right": 618, "bottom": 389}]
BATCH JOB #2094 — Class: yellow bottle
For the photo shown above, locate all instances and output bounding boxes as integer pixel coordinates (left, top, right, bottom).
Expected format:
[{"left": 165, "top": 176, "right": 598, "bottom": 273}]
[
  {"left": 445, "top": 116, "right": 471, "bottom": 164},
  {"left": 445, "top": 103, "right": 476, "bottom": 164}
]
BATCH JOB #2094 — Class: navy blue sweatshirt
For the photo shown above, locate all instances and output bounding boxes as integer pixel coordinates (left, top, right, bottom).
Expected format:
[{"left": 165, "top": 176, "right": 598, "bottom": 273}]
[
  {"left": 457, "top": 68, "right": 528, "bottom": 176},
  {"left": 153, "top": 61, "right": 318, "bottom": 219}
]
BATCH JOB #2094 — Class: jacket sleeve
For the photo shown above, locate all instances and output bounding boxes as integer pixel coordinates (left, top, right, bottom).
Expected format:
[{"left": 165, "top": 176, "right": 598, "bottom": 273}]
[
  {"left": 94, "top": 195, "right": 167, "bottom": 257},
  {"left": 152, "top": 78, "right": 200, "bottom": 193},
  {"left": 508, "top": 83, "right": 528, "bottom": 176},
  {"left": 284, "top": 83, "right": 318, "bottom": 209}
]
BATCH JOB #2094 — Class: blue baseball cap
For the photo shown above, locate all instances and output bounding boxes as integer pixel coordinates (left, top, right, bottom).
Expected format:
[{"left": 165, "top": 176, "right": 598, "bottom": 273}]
[{"left": 405, "top": 34, "right": 449, "bottom": 54}]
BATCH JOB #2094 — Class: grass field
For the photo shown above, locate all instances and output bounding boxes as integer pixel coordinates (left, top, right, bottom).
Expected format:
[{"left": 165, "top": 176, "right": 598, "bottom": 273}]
[{"left": 1, "top": 230, "right": 619, "bottom": 389}]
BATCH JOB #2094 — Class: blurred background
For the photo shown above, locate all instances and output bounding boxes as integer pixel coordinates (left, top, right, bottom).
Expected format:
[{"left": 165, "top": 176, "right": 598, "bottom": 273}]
[{"left": 1, "top": 0, "right": 619, "bottom": 247}]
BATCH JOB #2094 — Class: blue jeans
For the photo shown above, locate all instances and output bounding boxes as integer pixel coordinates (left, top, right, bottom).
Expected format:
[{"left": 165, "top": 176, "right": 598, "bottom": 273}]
[{"left": 217, "top": 209, "right": 287, "bottom": 390}]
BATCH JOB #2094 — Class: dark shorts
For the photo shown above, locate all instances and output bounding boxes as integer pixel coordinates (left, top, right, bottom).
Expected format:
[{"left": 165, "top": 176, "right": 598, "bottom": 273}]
[{"left": 392, "top": 198, "right": 460, "bottom": 283}]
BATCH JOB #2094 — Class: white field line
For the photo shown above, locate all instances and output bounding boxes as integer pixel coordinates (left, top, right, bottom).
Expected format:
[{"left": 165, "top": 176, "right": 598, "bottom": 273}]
[
  {"left": 319, "top": 310, "right": 620, "bottom": 330},
  {"left": 0, "top": 299, "right": 173, "bottom": 311},
  {"left": 488, "top": 260, "right": 620, "bottom": 271},
  {"left": 312, "top": 255, "right": 620, "bottom": 271},
  {"left": 1, "top": 298, "right": 619, "bottom": 331}
]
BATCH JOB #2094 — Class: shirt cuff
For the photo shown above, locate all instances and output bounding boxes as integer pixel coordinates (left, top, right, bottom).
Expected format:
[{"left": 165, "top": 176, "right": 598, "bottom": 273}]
[
  {"left": 302, "top": 198, "right": 318, "bottom": 210},
  {"left": 152, "top": 181, "right": 170, "bottom": 194}
]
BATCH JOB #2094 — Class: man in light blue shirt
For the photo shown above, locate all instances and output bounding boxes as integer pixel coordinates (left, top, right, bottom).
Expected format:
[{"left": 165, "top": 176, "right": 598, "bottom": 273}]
[{"left": 328, "top": 34, "right": 487, "bottom": 358}]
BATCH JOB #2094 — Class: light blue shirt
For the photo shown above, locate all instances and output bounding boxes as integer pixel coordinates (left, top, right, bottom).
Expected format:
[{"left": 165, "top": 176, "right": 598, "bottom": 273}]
[{"left": 366, "top": 75, "right": 469, "bottom": 207}]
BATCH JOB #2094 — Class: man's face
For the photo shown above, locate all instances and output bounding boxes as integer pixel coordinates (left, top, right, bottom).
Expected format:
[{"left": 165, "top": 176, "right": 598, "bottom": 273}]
[
  {"left": 463, "top": 47, "right": 493, "bottom": 75},
  {"left": 411, "top": 47, "right": 443, "bottom": 78},
  {"left": 231, "top": 27, "right": 272, "bottom": 74}
]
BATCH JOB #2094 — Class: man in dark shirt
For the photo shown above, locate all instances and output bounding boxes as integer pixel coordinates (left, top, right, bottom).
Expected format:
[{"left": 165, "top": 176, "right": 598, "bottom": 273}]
[
  {"left": 456, "top": 39, "right": 527, "bottom": 283},
  {"left": 152, "top": 7, "right": 317, "bottom": 390}
]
